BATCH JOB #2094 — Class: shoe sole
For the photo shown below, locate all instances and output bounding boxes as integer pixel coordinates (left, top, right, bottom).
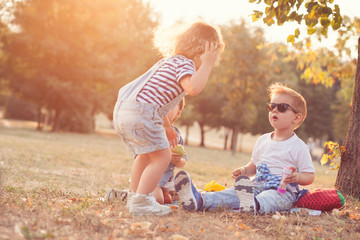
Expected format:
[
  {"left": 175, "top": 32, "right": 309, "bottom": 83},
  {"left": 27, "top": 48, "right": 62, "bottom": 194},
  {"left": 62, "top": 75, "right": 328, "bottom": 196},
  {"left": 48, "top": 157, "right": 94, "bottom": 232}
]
[
  {"left": 174, "top": 171, "right": 198, "bottom": 211},
  {"left": 130, "top": 204, "right": 172, "bottom": 216},
  {"left": 234, "top": 176, "right": 255, "bottom": 214},
  {"left": 130, "top": 208, "right": 172, "bottom": 216}
]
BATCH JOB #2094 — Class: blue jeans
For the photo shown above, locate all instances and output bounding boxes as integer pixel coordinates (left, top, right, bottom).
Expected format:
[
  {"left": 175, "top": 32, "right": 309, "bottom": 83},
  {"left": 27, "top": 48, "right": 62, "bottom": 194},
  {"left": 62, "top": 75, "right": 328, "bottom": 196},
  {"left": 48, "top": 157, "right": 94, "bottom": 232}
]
[
  {"left": 201, "top": 181, "right": 298, "bottom": 214},
  {"left": 158, "top": 163, "right": 175, "bottom": 187}
]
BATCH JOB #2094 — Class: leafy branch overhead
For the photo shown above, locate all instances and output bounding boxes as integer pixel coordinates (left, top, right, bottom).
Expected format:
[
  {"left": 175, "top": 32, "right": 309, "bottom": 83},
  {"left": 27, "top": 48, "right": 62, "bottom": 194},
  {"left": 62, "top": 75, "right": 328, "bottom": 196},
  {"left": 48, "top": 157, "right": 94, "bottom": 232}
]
[{"left": 249, "top": 0, "right": 343, "bottom": 44}]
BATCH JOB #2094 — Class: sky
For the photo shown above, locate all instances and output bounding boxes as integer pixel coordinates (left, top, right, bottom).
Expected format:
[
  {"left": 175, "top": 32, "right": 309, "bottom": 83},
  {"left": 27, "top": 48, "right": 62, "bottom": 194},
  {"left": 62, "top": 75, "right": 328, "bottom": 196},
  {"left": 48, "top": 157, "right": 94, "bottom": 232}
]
[{"left": 145, "top": 0, "right": 360, "bottom": 52}]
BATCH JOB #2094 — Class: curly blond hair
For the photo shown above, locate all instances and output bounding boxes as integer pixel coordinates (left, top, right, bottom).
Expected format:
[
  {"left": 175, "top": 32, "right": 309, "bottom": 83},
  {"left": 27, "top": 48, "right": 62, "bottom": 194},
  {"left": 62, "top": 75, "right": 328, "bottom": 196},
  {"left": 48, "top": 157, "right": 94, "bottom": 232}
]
[{"left": 153, "top": 21, "right": 224, "bottom": 62}]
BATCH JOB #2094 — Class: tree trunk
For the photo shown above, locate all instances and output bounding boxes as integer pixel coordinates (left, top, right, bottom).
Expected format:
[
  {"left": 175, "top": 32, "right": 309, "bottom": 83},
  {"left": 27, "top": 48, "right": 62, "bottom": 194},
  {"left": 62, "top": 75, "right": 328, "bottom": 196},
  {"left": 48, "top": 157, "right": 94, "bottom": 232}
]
[
  {"left": 90, "top": 107, "right": 96, "bottom": 134},
  {"left": 185, "top": 126, "right": 189, "bottom": 145},
  {"left": 198, "top": 122, "right": 205, "bottom": 147},
  {"left": 36, "top": 105, "right": 43, "bottom": 131},
  {"left": 231, "top": 127, "right": 239, "bottom": 156},
  {"left": 51, "top": 108, "right": 61, "bottom": 132},
  {"left": 224, "top": 128, "right": 230, "bottom": 150},
  {"left": 335, "top": 37, "right": 360, "bottom": 198},
  {"left": 238, "top": 132, "right": 243, "bottom": 152}
]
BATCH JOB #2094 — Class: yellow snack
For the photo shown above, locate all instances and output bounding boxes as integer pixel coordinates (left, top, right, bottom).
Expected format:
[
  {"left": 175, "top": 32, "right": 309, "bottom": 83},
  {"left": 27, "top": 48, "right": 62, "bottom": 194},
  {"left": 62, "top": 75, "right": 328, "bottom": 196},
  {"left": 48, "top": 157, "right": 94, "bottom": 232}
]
[
  {"left": 172, "top": 145, "right": 185, "bottom": 157},
  {"left": 204, "top": 181, "right": 226, "bottom": 192}
]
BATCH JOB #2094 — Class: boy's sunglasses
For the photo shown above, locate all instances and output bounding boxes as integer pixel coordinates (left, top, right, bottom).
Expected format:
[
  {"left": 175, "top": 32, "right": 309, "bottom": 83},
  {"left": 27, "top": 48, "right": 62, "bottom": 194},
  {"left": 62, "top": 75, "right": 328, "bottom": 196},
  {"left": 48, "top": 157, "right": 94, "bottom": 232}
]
[{"left": 266, "top": 103, "right": 298, "bottom": 114}]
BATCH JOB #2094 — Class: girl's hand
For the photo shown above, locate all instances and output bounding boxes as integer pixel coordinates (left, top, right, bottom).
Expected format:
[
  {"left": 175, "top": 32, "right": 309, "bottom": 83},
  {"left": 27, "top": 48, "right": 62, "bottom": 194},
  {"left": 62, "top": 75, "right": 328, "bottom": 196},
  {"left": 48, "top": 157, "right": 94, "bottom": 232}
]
[
  {"left": 165, "top": 126, "right": 178, "bottom": 148},
  {"left": 200, "top": 41, "right": 220, "bottom": 67}
]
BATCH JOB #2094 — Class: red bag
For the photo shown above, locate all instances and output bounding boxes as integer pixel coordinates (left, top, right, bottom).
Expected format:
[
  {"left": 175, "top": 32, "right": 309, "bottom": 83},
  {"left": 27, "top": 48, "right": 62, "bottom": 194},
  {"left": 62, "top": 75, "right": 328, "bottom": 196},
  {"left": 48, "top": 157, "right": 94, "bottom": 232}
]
[{"left": 295, "top": 188, "right": 345, "bottom": 211}]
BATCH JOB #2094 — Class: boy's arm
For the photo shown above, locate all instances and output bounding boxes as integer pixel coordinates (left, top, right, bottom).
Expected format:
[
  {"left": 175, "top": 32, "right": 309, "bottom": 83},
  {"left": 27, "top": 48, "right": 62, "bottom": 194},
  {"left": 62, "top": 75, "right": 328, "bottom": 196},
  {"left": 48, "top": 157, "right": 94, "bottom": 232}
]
[
  {"left": 232, "top": 162, "right": 257, "bottom": 179},
  {"left": 284, "top": 171, "right": 315, "bottom": 186}
]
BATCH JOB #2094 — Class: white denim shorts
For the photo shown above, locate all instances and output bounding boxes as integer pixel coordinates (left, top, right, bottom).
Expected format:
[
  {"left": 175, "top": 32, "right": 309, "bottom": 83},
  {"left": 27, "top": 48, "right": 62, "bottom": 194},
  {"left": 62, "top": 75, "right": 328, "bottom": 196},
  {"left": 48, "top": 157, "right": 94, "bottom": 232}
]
[{"left": 113, "top": 101, "right": 169, "bottom": 154}]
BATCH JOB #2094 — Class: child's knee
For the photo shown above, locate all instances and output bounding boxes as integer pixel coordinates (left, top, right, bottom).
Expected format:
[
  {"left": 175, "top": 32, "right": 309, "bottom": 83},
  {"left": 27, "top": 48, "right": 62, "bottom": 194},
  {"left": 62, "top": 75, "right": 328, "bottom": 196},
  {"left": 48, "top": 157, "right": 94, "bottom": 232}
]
[{"left": 255, "top": 189, "right": 294, "bottom": 214}]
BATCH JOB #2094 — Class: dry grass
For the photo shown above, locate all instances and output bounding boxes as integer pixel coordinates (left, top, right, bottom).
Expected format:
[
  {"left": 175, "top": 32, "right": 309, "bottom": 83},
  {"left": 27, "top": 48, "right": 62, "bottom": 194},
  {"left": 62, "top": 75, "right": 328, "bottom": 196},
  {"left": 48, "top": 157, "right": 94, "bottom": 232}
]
[{"left": 0, "top": 120, "right": 359, "bottom": 240}]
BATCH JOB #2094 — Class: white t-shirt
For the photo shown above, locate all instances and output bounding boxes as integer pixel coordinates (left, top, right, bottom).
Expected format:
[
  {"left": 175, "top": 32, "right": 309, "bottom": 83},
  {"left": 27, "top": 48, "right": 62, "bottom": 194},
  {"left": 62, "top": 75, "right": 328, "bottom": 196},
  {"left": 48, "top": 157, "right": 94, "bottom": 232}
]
[{"left": 251, "top": 132, "right": 315, "bottom": 177}]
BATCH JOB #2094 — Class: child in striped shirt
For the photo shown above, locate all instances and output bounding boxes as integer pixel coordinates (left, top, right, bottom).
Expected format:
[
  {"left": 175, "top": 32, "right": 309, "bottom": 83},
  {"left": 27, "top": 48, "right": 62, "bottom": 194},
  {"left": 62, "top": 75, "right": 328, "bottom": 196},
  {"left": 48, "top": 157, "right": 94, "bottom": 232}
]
[{"left": 113, "top": 21, "right": 224, "bottom": 216}]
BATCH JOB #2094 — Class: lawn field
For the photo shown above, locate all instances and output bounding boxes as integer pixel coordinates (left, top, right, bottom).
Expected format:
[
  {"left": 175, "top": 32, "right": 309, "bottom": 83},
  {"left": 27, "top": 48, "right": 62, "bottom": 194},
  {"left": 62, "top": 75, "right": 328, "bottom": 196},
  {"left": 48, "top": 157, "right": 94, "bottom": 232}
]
[{"left": 0, "top": 120, "right": 359, "bottom": 240}]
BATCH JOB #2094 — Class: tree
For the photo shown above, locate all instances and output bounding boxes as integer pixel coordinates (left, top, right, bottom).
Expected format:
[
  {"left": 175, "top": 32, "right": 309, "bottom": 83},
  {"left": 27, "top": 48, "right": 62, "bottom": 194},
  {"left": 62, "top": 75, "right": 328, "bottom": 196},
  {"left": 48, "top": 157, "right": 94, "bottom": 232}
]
[
  {"left": 250, "top": 42, "right": 300, "bottom": 136},
  {"left": 250, "top": 0, "right": 360, "bottom": 197},
  {"left": 185, "top": 83, "right": 224, "bottom": 147},
  {"left": 176, "top": 103, "right": 197, "bottom": 145},
  {"left": 297, "top": 77, "right": 337, "bottom": 141},
  {"left": 0, "top": 14, "right": 10, "bottom": 108},
  {"left": 213, "top": 21, "right": 274, "bottom": 154},
  {"left": 2, "top": 0, "right": 158, "bottom": 132}
]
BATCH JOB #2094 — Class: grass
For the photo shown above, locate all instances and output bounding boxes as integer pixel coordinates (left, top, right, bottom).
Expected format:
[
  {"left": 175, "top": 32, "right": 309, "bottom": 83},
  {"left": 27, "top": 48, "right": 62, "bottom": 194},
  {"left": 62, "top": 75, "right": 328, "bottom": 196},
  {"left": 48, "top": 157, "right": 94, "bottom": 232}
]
[{"left": 0, "top": 121, "right": 359, "bottom": 240}]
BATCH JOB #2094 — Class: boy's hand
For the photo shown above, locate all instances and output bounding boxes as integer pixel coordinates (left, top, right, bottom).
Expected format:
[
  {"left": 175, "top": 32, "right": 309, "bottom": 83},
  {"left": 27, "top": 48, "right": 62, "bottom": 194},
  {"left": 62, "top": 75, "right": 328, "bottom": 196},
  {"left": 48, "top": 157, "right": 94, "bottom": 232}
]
[
  {"left": 170, "top": 152, "right": 182, "bottom": 164},
  {"left": 170, "top": 152, "right": 186, "bottom": 168},
  {"left": 284, "top": 167, "right": 298, "bottom": 184},
  {"left": 232, "top": 167, "right": 242, "bottom": 180},
  {"left": 284, "top": 172, "right": 299, "bottom": 184},
  {"left": 200, "top": 42, "right": 220, "bottom": 67}
]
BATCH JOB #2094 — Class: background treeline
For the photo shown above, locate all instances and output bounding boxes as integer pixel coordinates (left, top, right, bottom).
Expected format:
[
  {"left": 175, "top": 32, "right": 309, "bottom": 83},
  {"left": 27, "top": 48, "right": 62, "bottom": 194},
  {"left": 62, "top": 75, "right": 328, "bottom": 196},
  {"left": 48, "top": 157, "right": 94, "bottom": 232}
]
[{"left": 0, "top": 0, "right": 354, "bottom": 150}]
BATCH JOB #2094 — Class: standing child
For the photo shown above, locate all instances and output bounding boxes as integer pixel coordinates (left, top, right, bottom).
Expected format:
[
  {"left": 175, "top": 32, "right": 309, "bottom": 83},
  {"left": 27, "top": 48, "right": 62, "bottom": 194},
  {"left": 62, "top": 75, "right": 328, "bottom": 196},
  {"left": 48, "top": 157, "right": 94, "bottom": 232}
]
[
  {"left": 113, "top": 22, "right": 224, "bottom": 216},
  {"left": 174, "top": 83, "right": 315, "bottom": 214}
]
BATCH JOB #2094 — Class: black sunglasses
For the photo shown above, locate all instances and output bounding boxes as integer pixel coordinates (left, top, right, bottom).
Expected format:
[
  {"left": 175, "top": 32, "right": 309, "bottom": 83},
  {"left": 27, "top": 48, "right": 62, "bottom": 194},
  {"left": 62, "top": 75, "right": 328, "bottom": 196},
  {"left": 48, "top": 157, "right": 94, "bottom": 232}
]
[{"left": 266, "top": 103, "right": 298, "bottom": 114}]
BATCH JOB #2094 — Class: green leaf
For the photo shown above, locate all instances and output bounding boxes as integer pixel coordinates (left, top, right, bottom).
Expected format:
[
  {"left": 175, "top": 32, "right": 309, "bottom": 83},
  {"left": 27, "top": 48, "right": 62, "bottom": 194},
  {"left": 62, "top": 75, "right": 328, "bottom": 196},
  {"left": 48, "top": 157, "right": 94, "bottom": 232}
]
[
  {"left": 295, "top": 14, "right": 303, "bottom": 24},
  {"left": 332, "top": 164, "right": 340, "bottom": 170},
  {"left": 318, "top": 6, "right": 332, "bottom": 16},
  {"left": 296, "top": 0, "right": 304, "bottom": 10},
  {"left": 289, "top": 0, "right": 296, "bottom": 8},
  {"left": 264, "top": 0, "right": 272, "bottom": 5},
  {"left": 320, "top": 17, "right": 330, "bottom": 27},
  {"left": 251, "top": 11, "right": 263, "bottom": 22},
  {"left": 331, "top": 13, "right": 342, "bottom": 30},
  {"left": 288, "top": 11, "right": 297, "bottom": 20},
  {"left": 306, "top": 2, "right": 318, "bottom": 13},
  {"left": 321, "top": 27, "right": 328, "bottom": 37},
  {"left": 320, "top": 154, "right": 329, "bottom": 165},
  {"left": 287, "top": 35, "right": 295, "bottom": 44},
  {"left": 263, "top": 16, "right": 275, "bottom": 26},
  {"left": 307, "top": 27, "right": 316, "bottom": 35},
  {"left": 305, "top": 15, "right": 318, "bottom": 27}
]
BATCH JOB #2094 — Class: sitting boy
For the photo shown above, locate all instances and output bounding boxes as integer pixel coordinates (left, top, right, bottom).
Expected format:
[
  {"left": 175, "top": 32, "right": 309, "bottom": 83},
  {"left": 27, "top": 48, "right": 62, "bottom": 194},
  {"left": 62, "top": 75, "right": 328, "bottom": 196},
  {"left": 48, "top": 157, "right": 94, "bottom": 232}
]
[{"left": 174, "top": 83, "right": 315, "bottom": 214}]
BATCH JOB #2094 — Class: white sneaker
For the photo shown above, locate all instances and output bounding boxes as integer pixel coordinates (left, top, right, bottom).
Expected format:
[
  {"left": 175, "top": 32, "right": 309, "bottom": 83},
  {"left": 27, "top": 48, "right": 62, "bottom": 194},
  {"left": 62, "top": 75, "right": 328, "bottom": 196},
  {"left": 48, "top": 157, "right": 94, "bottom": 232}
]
[
  {"left": 126, "top": 191, "right": 134, "bottom": 210},
  {"left": 130, "top": 193, "right": 172, "bottom": 216}
]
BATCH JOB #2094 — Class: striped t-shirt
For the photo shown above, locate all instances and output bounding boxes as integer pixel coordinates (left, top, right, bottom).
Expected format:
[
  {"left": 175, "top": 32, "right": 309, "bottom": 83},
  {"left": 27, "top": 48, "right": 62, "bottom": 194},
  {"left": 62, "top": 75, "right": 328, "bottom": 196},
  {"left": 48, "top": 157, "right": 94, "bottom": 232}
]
[{"left": 136, "top": 55, "right": 196, "bottom": 106}]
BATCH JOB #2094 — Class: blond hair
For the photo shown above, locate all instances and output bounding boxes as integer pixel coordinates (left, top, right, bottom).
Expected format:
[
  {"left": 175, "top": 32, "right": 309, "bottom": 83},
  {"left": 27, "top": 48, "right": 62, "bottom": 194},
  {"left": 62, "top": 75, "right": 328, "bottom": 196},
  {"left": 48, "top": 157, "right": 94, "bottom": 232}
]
[
  {"left": 153, "top": 21, "right": 224, "bottom": 62},
  {"left": 268, "top": 82, "right": 307, "bottom": 126}
]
